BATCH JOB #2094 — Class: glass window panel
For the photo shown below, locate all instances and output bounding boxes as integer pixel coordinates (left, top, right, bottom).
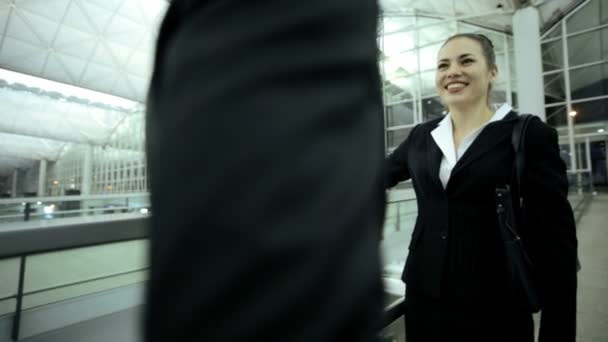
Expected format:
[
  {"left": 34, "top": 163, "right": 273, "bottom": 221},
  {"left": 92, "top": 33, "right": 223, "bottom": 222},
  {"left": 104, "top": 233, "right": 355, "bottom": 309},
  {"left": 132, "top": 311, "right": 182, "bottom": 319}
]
[
  {"left": 491, "top": 88, "right": 508, "bottom": 105},
  {"left": 382, "top": 51, "right": 419, "bottom": 77},
  {"left": 380, "top": 318, "right": 405, "bottom": 342},
  {"left": 570, "top": 62, "right": 608, "bottom": 100},
  {"left": 382, "top": 31, "right": 416, "bottom": 59},
  {"left": 418, "top": 25, "right": 452, "bottom": 46},
  {"left": 558, "top": 143, "right": 573, "bottom": 170},
  {"left": 0, "top": 298, "right": 16, "bottom": 317},
  {"left": 24, "top": 240, "right": 148, "bottom": 292},
  {"left": 542, "top": 40, "right": 564, "bottom": 72},
  {"left": 576, "top": 142, "right": 588, "bottom": 170},
  {"left": 382, "top": 16, "right": 416, "bottom": 36},
  {"left": 566, "top": 0, "right": 600, "bottom": 34},
  {"left": 418, "top": 43, "right": 441, "bottom": 72},
  {"left": 15, "top": 240, "right": 148, "bottom": 309},
  {"left": 543, "top": 24, "right": 562, "bottom": 40},
  {"left": 417, "top": 17, "right": 445, "bottom": 28},
  {"left": 387, "top": 127, "right": 412, "bottom": 150},
  {"left": 572, "top": 98, "right": 608, "bottom": 124},
  {"left": 384, "top": 76, "right": 415, "bottom": 102},
  {"left": 567, "top": 28, "right": 607, "bottom": 66},
  {"left": 495, "top": 53, "right": 508, "bottom": 83},
  {"left": 422, "top": 96, "right": 445, "bottom": 122},
  {"left": 509, "top": 50, "right": 517, "bottom": 82},
  {"left": 420, "top": 70, "right": 437, "bottom": 97},
  {"left": 546, "top": 106, "right": 568, "bottom": 127},
  {"left": 382, "top": 199, "right": 418, "bottom": 267},
  {"left": 23, "top": 271, "right": 147, "bottom": 310},
  {"left": 386, "top": 101, "right": 415, "bottom": 127},
  {"left": 0, "top": 258, "right": 19, "bottom": 300},
  {"left": 544, "top": 72, "right": 566, "bottom": 105},
  {"left": 603, "top": 0, "right": 608, "bottom": 25}
]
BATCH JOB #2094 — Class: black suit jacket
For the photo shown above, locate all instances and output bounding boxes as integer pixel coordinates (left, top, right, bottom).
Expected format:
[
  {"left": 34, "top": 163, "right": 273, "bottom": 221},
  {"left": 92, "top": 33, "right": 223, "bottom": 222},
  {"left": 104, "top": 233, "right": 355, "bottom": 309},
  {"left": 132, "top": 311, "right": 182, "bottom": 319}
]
[
  {"left": 386, "top": 112, "right": 578, "bottom": 342},
  {"left": 145, "top": 1, "right": 386, "bottom": 341}
]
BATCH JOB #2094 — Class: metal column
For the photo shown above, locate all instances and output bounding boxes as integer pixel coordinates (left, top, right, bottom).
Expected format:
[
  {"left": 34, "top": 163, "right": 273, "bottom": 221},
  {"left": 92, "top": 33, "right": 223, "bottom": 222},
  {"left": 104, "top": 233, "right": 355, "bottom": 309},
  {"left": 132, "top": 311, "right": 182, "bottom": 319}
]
[
  {"left": 562, "top": 19, "right": 578, "bottom": 192},
  {"left": 81, "top": 145, "right": 93, "bottom": 196},
  {"left": 512, "top": 6, "right": 546, "bottom": 120},
  {"left": 37, "top": 160, "right": 47, "bottom": 197},
  {"left": 11, "top": 169, "right": 18, "bottom": 198}
]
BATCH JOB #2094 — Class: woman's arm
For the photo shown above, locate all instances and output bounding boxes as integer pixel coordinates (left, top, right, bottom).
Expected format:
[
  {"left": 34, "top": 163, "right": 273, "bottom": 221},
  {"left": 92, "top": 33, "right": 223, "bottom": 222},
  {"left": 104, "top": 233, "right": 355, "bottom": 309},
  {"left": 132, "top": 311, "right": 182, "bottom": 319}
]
[
  {"left": 386, "top": 125, "right": 419, "bottom": 189},
  {"left": 523, "top": 118, "right": 578, "bottom": 342}
]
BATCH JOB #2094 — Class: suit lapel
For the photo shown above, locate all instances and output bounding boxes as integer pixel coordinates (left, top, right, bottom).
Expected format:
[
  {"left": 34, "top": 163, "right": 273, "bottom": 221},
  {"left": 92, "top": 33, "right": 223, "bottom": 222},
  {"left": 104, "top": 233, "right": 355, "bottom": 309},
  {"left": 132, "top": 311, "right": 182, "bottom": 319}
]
[
  {"left": 426, "top": 127, "right": 445, "bottom": 191},
  {"left": 450, "top": 111, "right": 519, "bottom": 178}
]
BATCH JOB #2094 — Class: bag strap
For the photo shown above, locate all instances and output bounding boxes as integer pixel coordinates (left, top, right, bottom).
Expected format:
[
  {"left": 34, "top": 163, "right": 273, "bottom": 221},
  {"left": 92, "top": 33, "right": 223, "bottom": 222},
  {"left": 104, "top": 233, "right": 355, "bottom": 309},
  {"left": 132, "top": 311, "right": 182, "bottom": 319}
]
[{"left": 511, "top": 114, "right": 535, "bottom": 207}]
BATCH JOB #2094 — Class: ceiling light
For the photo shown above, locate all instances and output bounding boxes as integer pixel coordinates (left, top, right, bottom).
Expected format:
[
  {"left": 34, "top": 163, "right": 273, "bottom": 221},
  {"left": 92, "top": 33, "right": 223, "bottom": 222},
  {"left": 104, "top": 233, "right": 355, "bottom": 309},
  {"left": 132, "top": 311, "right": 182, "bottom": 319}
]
[
  {"left": 598, "top": 129, "right": 605, "bottom": 133},
  {"left": 569, "top": 110, "right": 577, "bottom": 117}
]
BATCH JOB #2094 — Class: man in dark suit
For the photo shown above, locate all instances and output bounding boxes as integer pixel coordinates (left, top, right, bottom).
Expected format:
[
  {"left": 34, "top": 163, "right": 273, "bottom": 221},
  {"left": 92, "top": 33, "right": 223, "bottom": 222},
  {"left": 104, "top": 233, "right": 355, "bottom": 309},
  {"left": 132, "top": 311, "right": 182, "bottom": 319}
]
[{"left": 145, "top": 1, "right": 386, "bottom": 341}]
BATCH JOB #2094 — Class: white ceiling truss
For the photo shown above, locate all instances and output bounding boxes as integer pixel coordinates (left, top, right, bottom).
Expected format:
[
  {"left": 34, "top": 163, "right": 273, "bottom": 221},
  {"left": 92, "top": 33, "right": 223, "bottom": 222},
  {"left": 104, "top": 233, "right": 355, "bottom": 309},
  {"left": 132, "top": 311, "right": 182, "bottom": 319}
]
[
  {"left": 0, "top": 0, "right": 589, "bottom": 179},
  {"left": 0, "top": 0, "right": 168, "bottom": 102}
]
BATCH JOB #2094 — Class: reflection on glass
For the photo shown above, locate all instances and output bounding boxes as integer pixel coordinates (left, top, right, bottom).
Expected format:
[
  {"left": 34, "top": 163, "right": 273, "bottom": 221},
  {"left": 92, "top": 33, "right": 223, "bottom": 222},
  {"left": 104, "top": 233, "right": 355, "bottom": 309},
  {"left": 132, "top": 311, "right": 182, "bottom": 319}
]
[
  {"left": 570, "top": 63, "right": 608, "bottom": 100},
  {"left": 418, "top": 43, "right": 441, "bottom": 71},
  {"left": 570, "top": 98, "right": 608, "bottom": 124},
  {"left": 384, "top": 77, "right": 415, "bottom": 103},
  {"left": 422, "top": 97, "right": 444, "bottom": 122},
  {"left": 19, "top": 240, "right": 148, "bottom": 309},
  {"left": 386, "top": 102, "right": 415, "bottom": 127},
  {"left": 0, "top": 258, "right": 19, "bottom": 300},
  {"left": 420, "top": 70, "right": 436, "bottom": 97},
  {"left": 546, "top": 106, "right": 568, "bottom": 127},
  {"left": 566, "top": 0, "right": 601, "bottom": 34},
  {"left": 567, "top": 28, "right": 606, "bottom": 66},
  {"left": 387, "top": 128, "right": 412, "bottom": 149},
  {"left": 544, "top": 73, "right": 566, "bottom": 105},
  {"left": 541, "top": 40, "right": 564, "bottom": 72},
  {"left": 382, "top": 200, "right": 417, "bottom": 271},
  {"left": 491, "top": 89, "right": 507, "bottom": 105},
  {"left": 0, "top": 298, "right": 16, "bottom": 317}
]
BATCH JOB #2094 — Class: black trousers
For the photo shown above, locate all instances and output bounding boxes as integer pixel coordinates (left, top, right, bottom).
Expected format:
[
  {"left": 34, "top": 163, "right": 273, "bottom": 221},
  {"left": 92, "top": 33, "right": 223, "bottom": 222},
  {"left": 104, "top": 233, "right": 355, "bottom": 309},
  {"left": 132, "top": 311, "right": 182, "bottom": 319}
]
[
  {"left": 145, "top": 1, "right": 386, "bottom": 341},
  {"left": 404, "top": 288, "right": 534, "bottom": 342}
]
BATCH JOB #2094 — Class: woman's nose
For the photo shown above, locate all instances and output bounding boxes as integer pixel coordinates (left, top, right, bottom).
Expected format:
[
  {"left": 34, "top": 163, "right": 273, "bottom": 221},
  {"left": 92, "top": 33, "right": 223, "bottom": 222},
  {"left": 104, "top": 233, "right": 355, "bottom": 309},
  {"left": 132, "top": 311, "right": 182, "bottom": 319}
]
[{"left": 446, "top": 64, "right": 462, "bottom": 77}]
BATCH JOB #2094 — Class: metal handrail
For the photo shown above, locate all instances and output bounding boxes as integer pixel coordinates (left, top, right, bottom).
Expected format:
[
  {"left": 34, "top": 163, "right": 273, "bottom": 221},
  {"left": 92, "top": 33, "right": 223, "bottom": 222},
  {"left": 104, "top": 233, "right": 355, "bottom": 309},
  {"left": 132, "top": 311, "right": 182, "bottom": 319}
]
[
  {"left": 381, "top": 297, "right": 406, "bottom": 329},
  {"left": 0, "top": 193, "right": 149, "bottom": 205},
  {"left": 0, "top": 267, "right": 148, "bottom": 303},
  {"left": 0, "top": 214, "right": 149, "bottom": 259},
  {"left": 0, "top": 215, "right": 149, "bottom": 341},
  {"left": 0, "top": 193, "right": 150, "bottom": 223}
]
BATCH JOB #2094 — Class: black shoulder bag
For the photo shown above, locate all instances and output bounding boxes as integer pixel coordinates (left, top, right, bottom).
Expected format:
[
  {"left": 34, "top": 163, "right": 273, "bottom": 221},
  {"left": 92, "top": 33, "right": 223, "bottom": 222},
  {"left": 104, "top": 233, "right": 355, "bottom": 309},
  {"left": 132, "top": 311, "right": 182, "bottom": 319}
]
[{"left": 495, "top": 114, "right": 542, "bottom": 313}]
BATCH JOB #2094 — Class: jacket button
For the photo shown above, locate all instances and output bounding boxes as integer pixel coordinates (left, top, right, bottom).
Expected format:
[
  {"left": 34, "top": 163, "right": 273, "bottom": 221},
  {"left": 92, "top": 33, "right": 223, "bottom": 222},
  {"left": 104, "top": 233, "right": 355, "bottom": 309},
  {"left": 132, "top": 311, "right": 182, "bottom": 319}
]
[{"left": 441, "top": 233, "right": 447, "bottom": 240}]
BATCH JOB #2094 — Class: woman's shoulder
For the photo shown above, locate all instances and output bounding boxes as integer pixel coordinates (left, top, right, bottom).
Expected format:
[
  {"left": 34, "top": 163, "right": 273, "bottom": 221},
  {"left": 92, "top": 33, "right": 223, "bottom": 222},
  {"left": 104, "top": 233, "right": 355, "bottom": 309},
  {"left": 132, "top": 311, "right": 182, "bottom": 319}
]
[
  {"left": 411, "top": 117, "right": 443, "bottom": 135},
  {"left": 519, "top": 113, "right": 558, "bottom": 140},
  {"left": 517, "top": 113, "right": 560, "bottom": 157}
]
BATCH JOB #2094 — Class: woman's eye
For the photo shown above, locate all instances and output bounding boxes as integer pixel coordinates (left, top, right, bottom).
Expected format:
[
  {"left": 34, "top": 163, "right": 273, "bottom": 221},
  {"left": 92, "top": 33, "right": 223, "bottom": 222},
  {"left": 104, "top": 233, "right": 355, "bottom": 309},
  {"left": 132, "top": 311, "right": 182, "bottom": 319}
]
[
  {"left": 437, "top": 63, "right": 448, "bottom": 69},
  {"left": 462, "top": 59, "right": 474, "bottom": 65}
]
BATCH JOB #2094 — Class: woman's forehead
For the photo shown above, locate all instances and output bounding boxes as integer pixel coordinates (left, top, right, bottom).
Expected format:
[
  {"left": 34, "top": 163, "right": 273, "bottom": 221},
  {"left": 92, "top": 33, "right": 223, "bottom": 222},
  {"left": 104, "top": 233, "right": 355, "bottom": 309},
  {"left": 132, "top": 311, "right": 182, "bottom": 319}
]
[{"left": 437, "top": 38, "right": 483, "bottom": 59}]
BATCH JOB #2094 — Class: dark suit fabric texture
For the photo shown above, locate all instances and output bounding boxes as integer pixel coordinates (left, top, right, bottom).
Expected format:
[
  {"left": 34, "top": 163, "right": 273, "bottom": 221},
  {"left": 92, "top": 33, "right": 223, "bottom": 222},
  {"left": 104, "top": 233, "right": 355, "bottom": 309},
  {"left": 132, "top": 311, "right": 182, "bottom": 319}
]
[
  {"left": 145, "top": 1, "right": 386, "bottom": 342},
  {"left": 386, "top": 112, "right": 578, "bottom": 342}
]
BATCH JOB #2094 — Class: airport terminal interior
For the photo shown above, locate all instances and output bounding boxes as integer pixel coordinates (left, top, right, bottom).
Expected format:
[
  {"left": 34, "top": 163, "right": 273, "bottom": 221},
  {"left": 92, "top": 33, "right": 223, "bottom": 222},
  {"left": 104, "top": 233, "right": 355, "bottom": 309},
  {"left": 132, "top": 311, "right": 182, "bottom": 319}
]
[{"left": 0, "top": 0, "right": 607, "bottom": 341}]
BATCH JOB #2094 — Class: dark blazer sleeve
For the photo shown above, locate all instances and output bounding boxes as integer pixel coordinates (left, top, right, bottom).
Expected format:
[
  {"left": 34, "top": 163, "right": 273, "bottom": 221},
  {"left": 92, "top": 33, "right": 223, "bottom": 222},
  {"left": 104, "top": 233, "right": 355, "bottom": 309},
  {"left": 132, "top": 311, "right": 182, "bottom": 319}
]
[
  {"left": 523, "top": 118, "right": 578, "bottom": 342},
  {"left": 386, "top": 125, "right": 419, "bottom": 188},
  {"left": 145, "top": 1, "right": 385, "bottom": 342}
]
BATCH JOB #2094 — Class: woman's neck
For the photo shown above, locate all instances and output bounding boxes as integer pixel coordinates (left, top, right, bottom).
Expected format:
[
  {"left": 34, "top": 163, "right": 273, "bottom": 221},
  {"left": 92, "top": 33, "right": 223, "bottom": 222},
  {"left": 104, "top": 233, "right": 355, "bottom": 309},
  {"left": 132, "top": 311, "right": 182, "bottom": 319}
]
[{"left": 449, "top": 101, "right": 494, "bottom": 136}]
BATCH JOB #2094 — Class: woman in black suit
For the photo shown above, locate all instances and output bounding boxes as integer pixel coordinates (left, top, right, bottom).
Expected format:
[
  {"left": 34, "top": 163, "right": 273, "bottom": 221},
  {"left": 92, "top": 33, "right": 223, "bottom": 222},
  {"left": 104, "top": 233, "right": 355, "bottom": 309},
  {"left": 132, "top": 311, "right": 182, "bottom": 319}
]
[{"left": 386, "top": 33, "right": 578, "bottom": 342}]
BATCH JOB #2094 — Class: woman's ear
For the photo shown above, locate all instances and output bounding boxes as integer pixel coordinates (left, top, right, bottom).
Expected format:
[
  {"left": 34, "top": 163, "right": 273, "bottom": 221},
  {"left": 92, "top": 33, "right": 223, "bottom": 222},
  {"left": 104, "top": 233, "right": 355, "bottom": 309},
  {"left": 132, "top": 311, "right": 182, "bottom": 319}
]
[{"left": 490, "top": 67, "right": 498, "bottom": 82}]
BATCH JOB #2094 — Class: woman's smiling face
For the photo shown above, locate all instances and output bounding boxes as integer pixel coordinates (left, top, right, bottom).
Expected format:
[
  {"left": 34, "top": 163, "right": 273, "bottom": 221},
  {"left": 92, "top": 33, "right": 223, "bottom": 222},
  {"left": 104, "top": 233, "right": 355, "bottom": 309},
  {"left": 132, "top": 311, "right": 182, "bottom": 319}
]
[{"left": 435, "top": 37, "right": 497, "bottom": 109}]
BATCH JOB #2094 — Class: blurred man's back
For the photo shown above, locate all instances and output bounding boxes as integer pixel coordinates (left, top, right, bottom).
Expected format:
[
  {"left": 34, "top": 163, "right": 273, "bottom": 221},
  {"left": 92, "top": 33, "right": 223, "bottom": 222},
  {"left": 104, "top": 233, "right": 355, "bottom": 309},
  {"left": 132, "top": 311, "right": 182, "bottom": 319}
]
[{"left": 145, "top": 1, "right": 386, "bottom": 341}]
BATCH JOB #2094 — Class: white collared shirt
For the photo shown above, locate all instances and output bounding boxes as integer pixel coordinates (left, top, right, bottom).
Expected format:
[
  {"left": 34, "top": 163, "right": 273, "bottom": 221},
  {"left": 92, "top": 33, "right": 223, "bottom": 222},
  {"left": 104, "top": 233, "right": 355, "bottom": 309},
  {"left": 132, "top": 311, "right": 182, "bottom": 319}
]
[{"left": 431, "top": 103, "right": 513, "bottom": 189}]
